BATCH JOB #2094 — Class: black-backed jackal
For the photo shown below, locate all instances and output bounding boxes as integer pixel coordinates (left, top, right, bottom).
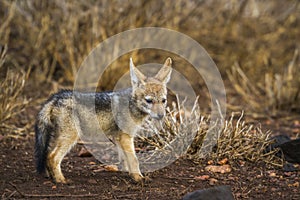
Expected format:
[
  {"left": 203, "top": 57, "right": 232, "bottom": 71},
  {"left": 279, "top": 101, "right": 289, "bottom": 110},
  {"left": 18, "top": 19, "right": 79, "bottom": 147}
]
[{"left": 35, "top": 58, "right": 172, "bottom": 183}]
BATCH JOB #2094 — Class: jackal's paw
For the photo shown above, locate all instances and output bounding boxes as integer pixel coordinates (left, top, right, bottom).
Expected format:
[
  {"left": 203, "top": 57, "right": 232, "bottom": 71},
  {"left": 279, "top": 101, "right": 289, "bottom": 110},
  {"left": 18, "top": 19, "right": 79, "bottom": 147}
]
[
  {"left": 131, "top": 173, "right": 144, "bottom": 182},
  {"left": 54, "top": 177, "right": 72, "bottom": 184},
  {"left": 143, "top": 175, "right": 152, "bottom": 182}
]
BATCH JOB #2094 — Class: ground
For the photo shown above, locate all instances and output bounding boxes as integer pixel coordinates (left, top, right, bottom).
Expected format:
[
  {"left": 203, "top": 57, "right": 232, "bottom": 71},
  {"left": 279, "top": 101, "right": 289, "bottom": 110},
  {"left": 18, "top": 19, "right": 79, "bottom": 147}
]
[
  {"left": 0, "top": 80, "right": 300, "bottom": 200},
  {"left": 0, "top": 122, "right": 299, "bottom": 199}
]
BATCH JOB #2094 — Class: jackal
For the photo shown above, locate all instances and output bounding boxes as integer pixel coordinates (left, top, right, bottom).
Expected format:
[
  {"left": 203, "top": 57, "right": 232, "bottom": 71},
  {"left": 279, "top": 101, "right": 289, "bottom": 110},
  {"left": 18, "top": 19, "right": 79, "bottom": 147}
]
[{"left": 35, "top": 57, "right": 172, "bottom": 183}]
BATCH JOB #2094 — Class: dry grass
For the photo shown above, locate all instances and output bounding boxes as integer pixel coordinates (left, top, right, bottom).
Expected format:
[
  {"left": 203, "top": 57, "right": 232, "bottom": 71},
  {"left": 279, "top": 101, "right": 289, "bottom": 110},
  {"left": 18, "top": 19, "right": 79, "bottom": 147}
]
[
  {"left": 0, "top": 46, "right": 29, "bottom": 135},
  {"left": 193, "top": 112, "right": 281, "bottom": 166},
  {"left": 136, "top": 98, "right": 282, "bottom": 167},
  {"left": 0, "top": 0, "right": 194, "bottom": 85},
  {"left": 1, "top": 0, "right": 298, "bottom": 89},
  {"left": 136, "top": 96, "right": 201, "bottom": 165},
  {"left": 227, "top": 49, "right": 300, "bottom": 114}
]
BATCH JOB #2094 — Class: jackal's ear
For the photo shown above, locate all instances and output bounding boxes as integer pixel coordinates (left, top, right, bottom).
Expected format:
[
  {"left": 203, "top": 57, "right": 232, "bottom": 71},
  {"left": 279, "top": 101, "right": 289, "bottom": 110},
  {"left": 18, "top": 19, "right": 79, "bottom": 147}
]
[
  {"left": 130, "top": 57, "right": 146, "bottom": 87},
  {"left": 155, "top": 57, "right": 172, "bottom": 84}
]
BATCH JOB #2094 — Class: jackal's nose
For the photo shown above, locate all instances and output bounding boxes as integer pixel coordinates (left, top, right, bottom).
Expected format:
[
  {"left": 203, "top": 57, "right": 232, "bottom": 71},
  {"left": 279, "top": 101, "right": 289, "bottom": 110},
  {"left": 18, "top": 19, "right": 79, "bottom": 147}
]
[
  {"left": 156, "top": 114, "right": 164, "bottom": 120},
  {"left": 150, "top": 112, "right": 165, "bottom": 120}
]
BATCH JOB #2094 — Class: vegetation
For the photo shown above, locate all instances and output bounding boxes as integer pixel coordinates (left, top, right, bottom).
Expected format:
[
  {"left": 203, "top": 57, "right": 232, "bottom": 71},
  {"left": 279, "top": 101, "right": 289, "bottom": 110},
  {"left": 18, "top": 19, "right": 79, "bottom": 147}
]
[{"left": 0, "top": 0, "right": 299, "bottom": 165}]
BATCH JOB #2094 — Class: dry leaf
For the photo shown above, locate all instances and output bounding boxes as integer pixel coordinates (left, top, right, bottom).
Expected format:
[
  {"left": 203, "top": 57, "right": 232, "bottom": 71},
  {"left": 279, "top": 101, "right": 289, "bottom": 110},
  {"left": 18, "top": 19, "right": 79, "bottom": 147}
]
[
  {"left": 104, "top": 165, "right": 118, "bottom": 172},
  {"left": 288, "top": 182, "right": 299, "bottom": 187},
  {"left": 218, "top": 158, "right": 228, "bottom": 165},
  {"left": 93, "top": 168, "right": 105, "bottom": 173},
  {"left": 207, "top": 160, "right": 214, "bottom": 165},
  {"left": 194, "top": 175, "right": 210, "bottom": 181},
  {"left": 205, "top": 165, "right": 232, "bottom": 173}
]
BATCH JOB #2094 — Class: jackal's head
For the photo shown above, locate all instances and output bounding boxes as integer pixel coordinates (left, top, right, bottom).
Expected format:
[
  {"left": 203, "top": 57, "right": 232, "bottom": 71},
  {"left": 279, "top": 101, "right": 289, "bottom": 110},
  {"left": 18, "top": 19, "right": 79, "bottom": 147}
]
[{"left": 130, "top": 57, "right": 172, "bottom": 120}]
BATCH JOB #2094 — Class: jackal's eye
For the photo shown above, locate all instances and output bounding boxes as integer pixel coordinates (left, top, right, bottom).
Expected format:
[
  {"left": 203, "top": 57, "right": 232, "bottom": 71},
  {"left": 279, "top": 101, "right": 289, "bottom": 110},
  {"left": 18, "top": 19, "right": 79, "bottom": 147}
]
[
  {"left": 162, "top": 98, "right": 167, "bottom": 103},
  {"left": 145, "top": 97, "right": 153, "bottom": 104}
]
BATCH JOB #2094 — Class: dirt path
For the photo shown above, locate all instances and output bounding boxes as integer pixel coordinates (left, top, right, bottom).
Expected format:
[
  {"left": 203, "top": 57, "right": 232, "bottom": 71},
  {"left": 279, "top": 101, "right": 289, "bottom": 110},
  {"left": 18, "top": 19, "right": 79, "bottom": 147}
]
[{"left": 1, "top": 134, "right": 299, "bottom": 199}]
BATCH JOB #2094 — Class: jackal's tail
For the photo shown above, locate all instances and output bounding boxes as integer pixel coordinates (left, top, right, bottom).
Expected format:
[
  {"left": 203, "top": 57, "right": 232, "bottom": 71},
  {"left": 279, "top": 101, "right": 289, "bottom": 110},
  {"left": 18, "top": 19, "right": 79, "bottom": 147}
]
[{"left": 34, "top": 103, "right": 53, "bottom": 174}]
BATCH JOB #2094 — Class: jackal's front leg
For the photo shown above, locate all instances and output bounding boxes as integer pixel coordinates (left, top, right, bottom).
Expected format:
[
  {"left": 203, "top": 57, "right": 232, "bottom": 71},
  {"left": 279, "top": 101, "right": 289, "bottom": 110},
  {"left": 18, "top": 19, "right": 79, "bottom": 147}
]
[{"left": 117, "top": 133, "right": 143, "bottom": 182}]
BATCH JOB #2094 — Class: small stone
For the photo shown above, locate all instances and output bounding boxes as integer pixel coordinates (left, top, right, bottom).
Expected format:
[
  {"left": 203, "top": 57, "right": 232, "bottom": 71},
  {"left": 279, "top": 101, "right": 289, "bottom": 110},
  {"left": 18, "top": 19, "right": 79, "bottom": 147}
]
[
  {"left": 88, "top": 179, "right": 97, "bottom": 184},
  {"left": 209, "top": 178, "right": 218, "bottom": 185},
  {"left": 43, "top": 181, "right": 52, "bottom": 185},
  {"left": 269, "top": 172, "right": 277, "bottom": 177},
  {"left": 207, "top": 160, "right": 214, "bottom": 165}
]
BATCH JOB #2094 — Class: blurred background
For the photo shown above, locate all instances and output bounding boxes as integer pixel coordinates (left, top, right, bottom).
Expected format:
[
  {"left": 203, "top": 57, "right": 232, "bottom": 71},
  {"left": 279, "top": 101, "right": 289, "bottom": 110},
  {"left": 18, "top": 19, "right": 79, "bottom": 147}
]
[{"left": 0, "top": 0, "right": 299, "bottom": 135}]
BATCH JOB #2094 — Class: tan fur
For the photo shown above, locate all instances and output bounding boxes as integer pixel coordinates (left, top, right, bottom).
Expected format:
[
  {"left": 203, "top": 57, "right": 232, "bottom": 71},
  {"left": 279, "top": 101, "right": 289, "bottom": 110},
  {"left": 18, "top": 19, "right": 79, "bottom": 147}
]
[{"left": 35, "top": 57, "right": 172, "bottom": 183}]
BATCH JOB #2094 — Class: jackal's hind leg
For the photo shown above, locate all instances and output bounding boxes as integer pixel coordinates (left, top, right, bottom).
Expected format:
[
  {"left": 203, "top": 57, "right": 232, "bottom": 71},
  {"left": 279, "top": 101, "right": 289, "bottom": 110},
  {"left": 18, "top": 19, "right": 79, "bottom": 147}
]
[{"left": 47, "top": 133, "right": 78, "bottom": 183}]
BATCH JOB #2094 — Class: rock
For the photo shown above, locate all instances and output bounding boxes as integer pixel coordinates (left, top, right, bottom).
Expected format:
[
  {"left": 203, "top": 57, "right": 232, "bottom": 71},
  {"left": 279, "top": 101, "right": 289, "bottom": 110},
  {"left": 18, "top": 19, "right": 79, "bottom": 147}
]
[
  {"left": 283, "top": 163, "right": 297, "bottom": 172},
  {"left": 182, "top": 185, "right": 234, "bottom": 200},
  {"left": 265, "top": 135, "right": 291, "bottom": 157},
  {"left": 266, "top": 135, "right": 300, "bottom": 164},
  {"left": 279, "top": 138, "right": 300, "bottom": 163}
]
